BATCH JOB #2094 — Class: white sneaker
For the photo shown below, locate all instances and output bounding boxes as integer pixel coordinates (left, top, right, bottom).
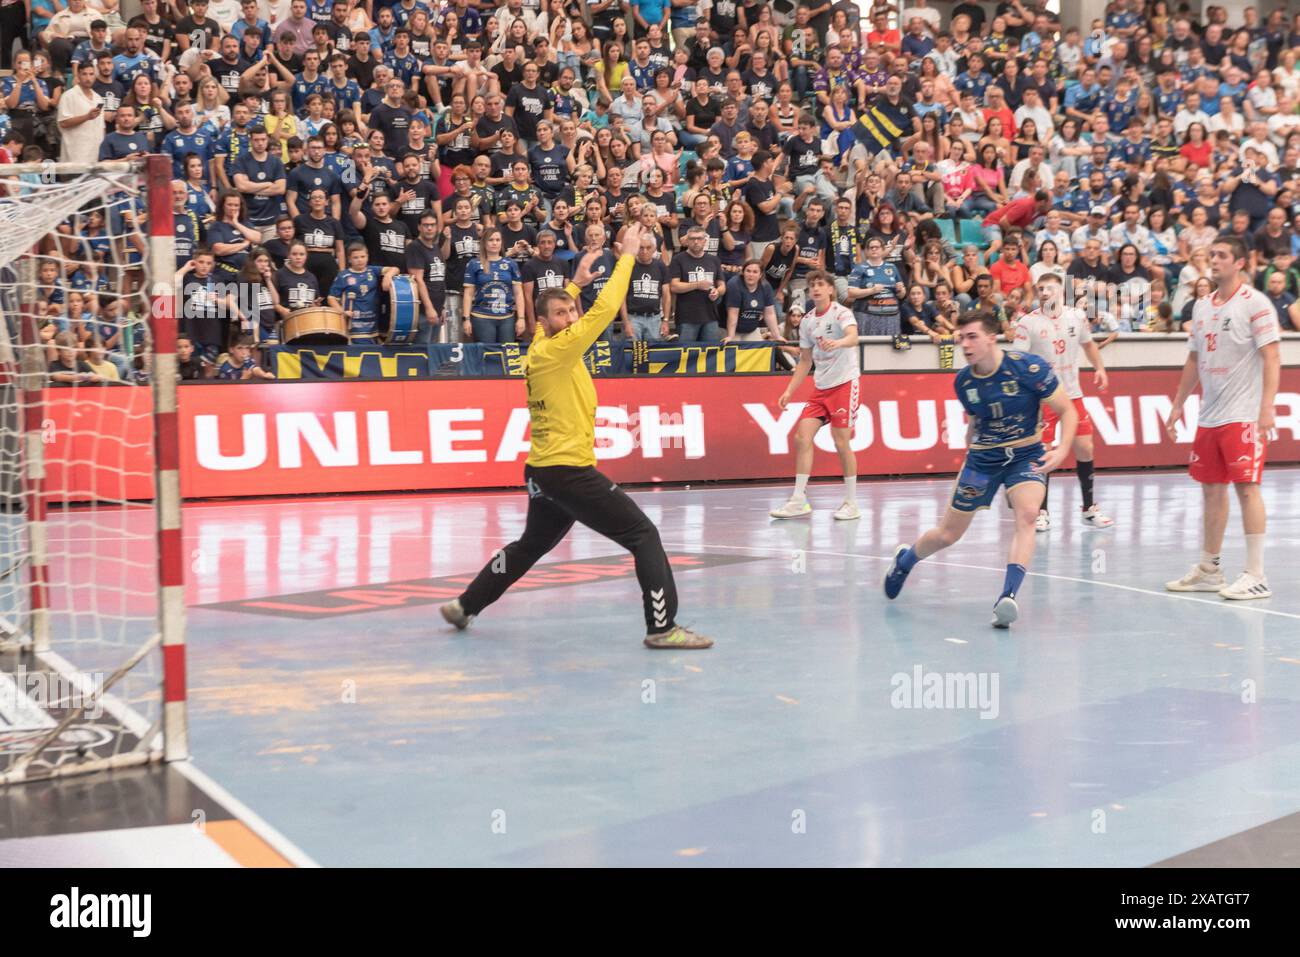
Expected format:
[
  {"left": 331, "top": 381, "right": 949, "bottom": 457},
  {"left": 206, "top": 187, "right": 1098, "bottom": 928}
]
[
  {"left": 991, "top": 595, "right": 1019, "bottom": 629},
  {"left": 770, "top": 498, "right": 812, "bottom": 519},
  {"left": 1165, "top": 563, "right": 1226, "bottom": 592},
  {"left": 1035, "top": 510, "right": 1051, "bottom": 533},
  {"left": 1081, "top": 504, "right": 1114, "bottom": 528},
  {"left": 1219, "top": 572, "right": 1272, "bottom": 601},
  {"left": 832, "top": 501, "right": 861, "bottom": 521},
  {"left": 440, "top": 599, "right": 474, "bottom": 630}
]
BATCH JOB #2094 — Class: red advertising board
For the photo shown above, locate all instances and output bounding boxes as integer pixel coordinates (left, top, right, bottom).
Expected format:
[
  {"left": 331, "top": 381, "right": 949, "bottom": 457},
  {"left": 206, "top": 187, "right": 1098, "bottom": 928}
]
[
  {"left": 42, "top": 385, "right": 156, "bottom": 502},
  {"left": 173, "top": 370, "right": 1300, "bottom": 498},
  {"left": 40, "top": 370, "right": 1300, "bottom": 501}
]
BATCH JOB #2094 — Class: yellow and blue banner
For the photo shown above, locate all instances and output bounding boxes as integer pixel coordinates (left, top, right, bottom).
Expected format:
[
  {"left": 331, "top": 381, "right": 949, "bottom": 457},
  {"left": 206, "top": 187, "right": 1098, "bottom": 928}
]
[{"left": 270, "top": 341, "right": 778, "bottom": 380}]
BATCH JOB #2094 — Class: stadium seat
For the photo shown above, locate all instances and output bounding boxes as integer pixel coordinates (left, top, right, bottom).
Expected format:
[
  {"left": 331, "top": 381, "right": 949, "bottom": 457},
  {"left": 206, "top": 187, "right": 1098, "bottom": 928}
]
[
  {"left": 936, "top": 218, "right": 957, "bottom": 244},
  {"left": 959, "top": 219, "right": 987, "bottom": 248}
]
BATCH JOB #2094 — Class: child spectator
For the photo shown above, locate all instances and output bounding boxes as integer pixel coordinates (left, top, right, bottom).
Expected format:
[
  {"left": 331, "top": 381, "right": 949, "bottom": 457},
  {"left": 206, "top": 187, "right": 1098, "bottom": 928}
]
[
  {"left": 83, "top": 334, "right": 122, "bottom": 382},
  {"left": 176, "top": 334, "right": 208, "bottom": 380},
  {"left": 217, "top": 334, "right": 277, "bottom": 380},
  {"left": 48, "top": 331, "right": 101, "bottom": 385}
]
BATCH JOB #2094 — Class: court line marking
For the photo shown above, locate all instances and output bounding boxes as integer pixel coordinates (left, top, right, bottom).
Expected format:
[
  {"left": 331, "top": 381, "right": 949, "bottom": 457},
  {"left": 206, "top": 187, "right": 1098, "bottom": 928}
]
[
  {"left": 654, "top": 540, "right": 1300, "bottom": 623},
  {"left": 173, "top": 761, "right": 321, "bottom": 868},
  {"left": 40, "top": 463, "right": 1296, "bottom": 514}
]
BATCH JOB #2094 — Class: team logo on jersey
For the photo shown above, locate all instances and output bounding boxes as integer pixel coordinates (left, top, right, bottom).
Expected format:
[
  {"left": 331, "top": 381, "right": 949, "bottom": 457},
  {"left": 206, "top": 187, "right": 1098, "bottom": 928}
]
[
  {"left": 1001, "top": 381, "right": 1020, "bottom": 395},
  {"left": 1028, "top": 363, "right": 1040, "bottom": 372},
  {"left": 966, "top": 388, "right": 980, "bottom": 403}
]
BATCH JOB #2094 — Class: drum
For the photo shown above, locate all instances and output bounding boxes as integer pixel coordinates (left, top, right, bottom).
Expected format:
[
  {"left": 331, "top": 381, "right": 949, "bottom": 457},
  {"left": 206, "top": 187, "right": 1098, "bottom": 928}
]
[
  {"left": 283, "top": 306, "right": 348, "bottom": 345},
  {"left": 387, "top": 275, "right": 420, "bottom": 344}
]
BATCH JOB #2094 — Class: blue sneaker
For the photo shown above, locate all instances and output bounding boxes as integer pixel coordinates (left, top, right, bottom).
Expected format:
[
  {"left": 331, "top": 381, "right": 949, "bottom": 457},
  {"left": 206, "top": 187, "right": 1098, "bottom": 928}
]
[
  {"left": 883, "top": 545, "right": 913, "bottom": 600},
  {"left": 991, "top": 596, "right": 1019, "bottom": 629}
]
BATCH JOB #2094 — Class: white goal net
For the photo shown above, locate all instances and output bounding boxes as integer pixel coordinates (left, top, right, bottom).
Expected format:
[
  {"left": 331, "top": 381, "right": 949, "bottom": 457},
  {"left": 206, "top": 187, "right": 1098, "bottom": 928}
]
[{"left": 0, "top": 157, "right": 186, "bottom": 785}]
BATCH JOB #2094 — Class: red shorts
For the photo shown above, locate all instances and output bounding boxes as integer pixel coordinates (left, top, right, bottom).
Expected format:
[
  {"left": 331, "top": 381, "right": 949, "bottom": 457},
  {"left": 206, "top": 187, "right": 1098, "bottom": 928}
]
[
  {"left": 800, "top": 378, "right": 860, "bottom": 430},
  {"left": 1189, "top": 422, "right": 1266, "bottom": 485},
  {"left": 1041, "top": 396, "right": 1093, "bottom": 443}
]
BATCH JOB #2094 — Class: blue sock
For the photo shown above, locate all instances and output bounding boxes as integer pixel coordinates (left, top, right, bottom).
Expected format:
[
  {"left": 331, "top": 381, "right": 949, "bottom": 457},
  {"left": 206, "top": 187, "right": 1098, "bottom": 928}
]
[
  {"left": 898, "top": 545, "right": 919, "bottom": 572},
  {"left": 1001, "top": 564, "right": 1026, "bottom": 600}
]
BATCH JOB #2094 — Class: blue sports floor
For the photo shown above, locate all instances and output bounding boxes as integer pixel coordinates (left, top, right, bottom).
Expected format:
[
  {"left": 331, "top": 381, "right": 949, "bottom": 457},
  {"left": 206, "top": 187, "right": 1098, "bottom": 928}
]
[{"left": 175, "top": 468, "right": 1300, "bottom": 866}]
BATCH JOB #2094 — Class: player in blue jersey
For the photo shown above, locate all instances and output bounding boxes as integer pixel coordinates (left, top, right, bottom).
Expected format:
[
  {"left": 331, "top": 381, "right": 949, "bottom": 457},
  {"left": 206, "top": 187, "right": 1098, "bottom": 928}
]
[{"left": 883, "top": 311, "right": 1078, "bottom": 628}]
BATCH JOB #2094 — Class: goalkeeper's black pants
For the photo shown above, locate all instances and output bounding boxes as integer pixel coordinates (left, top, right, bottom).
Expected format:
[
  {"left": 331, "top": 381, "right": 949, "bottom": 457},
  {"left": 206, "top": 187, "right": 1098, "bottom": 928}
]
[{"left": 458, "top": 464, "right": 679, "bottom": 634}]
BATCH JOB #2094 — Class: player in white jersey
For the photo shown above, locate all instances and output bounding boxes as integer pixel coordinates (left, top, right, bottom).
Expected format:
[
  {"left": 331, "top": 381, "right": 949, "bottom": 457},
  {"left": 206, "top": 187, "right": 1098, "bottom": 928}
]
[
  {"left": 1013, "top": 273, "right": 1115, "bottom": 531},
  {"left": 1166, "top": 237, "right": 1281, "bottom": 600},
  {"left": 770, "top": 270, "right": 863, "bottom": 521}
]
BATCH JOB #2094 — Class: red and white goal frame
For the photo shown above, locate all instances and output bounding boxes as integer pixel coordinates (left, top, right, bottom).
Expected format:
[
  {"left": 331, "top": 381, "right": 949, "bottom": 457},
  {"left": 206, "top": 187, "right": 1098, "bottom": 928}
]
[{"left": 0, "top": 155, "right": 187, "bottom": 784}]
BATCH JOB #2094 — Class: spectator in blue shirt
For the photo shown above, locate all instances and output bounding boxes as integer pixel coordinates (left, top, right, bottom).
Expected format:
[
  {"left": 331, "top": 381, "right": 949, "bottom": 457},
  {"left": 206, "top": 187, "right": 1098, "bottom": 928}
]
[
  {"left": 1, "top": 53, "right": 55, "bottom": 118},
  {"left": 953, "top": 54, "right": 992, "bottom": 104},
  {"left": 112, "top": 27, "right": 160, "bottom": 86},
  {"left": 1063, "top": 68, "right": 1103, "bottom": 125},
  {"left": 463, "top": 228, "right": 525, "bottom": 342},
  {"left": 328, "top": 243, "right": 396, "bottom": 342},
  {"left": 230, "top": 0, "right": 273, "bottom": 56},
  {"left": 369, "top": 6, "right": 398, "bottom": 56},
  {"left": 286, "top": 49, "right": 331, "bottom": 111},
  {"left": 69, "top": 20, "right": 114, "bottom": 71},
  {"left": 633, "top": 0, "right": 669, "bottom": 35},
  {"left": 162, "top": 101, "right": 216, "bottom": 179}
]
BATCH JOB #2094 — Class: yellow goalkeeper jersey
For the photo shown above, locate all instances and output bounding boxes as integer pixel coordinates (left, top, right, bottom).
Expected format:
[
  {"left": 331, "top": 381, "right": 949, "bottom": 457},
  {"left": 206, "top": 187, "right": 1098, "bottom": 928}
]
[{"left": 524, "top": 254, "right": 634, "bottom": 468}]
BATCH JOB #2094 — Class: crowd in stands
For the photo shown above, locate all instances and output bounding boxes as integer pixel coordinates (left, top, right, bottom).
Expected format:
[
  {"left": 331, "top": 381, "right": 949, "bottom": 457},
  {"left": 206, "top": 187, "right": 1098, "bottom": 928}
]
[{"left": 5, "top": 0, "right": 1300, "bottom": 382}]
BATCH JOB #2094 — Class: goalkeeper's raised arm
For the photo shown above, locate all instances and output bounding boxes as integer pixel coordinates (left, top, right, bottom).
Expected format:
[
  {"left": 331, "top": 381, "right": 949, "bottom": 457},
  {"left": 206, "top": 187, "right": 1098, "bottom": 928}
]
[{"left": 531, "top": 222, "right": 646, "bottom": 362}]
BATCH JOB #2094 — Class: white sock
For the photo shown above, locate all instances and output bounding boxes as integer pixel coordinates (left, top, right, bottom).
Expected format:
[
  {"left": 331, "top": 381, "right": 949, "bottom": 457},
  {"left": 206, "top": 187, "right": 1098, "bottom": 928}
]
[
  {"left": 844, "top": 475, "right": 857, "bottom": 501},
  {"left": 1200, "top": 550, "right": 1221, "bottom": 572},
  {"left": 793, "top": 474, "right": 809, "bottom": 500},
  {"left": 1244, "top": 534, "right": 1265, "bottom": 578}
]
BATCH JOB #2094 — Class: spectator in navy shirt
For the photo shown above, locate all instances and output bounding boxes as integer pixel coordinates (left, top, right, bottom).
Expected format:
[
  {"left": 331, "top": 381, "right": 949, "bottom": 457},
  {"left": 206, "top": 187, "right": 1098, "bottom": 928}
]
[
  {"left": 1262, "top": 269, "right": 1299, "bottom": 329},
  {"left": 900, "top": 17, "right": 934, "bottom": 60},
  {"left": 369, "top": 76, "right": 414, "bottom": 155},
  {"left": 98, "top": 103, "right": 150, "bottom": 159},
  {"left": 723, "top": 260, "right": 780, "bottom": 342},
  {"left": 231, "top": 126, "right": 288, "bottom": 240},
  {"left": 217, "top": 335, "right": 276, "bottom": 380}
]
